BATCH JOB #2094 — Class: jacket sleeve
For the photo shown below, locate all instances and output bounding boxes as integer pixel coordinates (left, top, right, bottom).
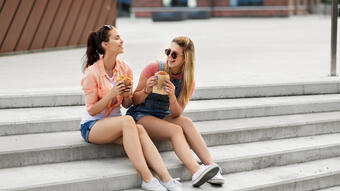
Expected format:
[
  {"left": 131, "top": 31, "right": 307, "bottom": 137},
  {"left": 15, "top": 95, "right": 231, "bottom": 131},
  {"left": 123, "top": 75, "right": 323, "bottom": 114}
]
[{"left": 81, "top": 71, "right": 98, "bottom": 112}]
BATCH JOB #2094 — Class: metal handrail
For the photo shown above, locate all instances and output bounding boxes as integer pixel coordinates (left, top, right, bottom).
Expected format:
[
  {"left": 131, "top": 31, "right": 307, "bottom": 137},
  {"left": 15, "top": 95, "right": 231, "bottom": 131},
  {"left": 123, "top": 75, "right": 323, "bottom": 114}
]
[{"left": 330, "top": 0, "right": 338, "bottom": 76}]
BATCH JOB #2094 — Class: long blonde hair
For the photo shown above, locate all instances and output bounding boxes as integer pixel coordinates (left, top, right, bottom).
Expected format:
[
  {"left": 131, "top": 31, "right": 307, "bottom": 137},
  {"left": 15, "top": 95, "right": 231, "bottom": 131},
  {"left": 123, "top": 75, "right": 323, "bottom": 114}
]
[{"left": 170, "top": 36, "right": 195, "bottom": 104}]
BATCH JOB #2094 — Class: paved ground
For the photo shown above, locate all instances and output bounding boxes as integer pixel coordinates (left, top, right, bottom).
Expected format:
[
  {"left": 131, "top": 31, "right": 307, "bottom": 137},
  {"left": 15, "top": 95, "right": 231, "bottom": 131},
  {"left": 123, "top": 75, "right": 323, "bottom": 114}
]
[{"left": 0, "top": 15, "right": 339, "bottom": 93}]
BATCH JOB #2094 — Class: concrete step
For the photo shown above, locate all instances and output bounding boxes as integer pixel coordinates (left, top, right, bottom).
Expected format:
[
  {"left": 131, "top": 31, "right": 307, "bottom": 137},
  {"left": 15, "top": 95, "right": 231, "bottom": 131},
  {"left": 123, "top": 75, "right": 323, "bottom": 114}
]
[
  {"left": 198, "top": 111, "right": 340, "bottom": 146},
  {"left": 318, "top": 186, "right": 340, "bottom": 191},
  {"left": 139, "top": 157, "right": 340, "bottom": 191},
  {"left": 2, "top": 94, "right": 340, "bottom": 136},
  {"left": 185, "top": 94, "right": 340, "bottom": 121},
  {"left": 1, "top": 134, "right": 340, "bottom": 190},
  {"left": 1, "top": 119, "right": 340, "bottom": 169},
  {"left": 0, "top": 88, "right": 84, "bottom": 109},
  {"left": 0, "top": 106, "right": 83, "bottom": 136},
  {"left": 1, "top": 111, "right": 340, "bottom": 168},
  {"left": 1, "top": 80, "right": 339, "bottom": 109}
]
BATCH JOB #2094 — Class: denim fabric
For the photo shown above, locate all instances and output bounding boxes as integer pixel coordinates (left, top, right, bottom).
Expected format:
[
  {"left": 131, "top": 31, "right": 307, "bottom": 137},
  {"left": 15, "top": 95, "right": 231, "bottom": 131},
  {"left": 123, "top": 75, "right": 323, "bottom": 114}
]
[
  {"left": 80, "top": 119, "right": 99, "bottom": 143},
  {"left": 127, "top": 77, "right": 182, "bottom": 121}
]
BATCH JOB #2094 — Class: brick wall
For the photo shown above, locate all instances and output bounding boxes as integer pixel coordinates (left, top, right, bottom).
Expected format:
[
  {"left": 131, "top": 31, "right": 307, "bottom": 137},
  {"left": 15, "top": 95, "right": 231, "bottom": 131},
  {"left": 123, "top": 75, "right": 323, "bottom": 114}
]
[
  {"left": 135, "top": 12, "right": 152, "bottom": 17},
  {"left": 131, "top": 0, "right": 312, "bottom": 18},
  {"left": 196, "top": 0, "right": 211, "bottom": 7},
  {"left": 214, "top": 0, "right": 230, "bottom": 6},
  {"left": 213, "top": 9, "right": 292, "bottom": 17},
  {"left": 197, "top": 0, "right": 292, "bottom": 7},
  {"left": 263, "top": 0, "right": 290, "bottom": 6},
  {"left": 131, "top": 0, "right": 162, "bottom": 7}
]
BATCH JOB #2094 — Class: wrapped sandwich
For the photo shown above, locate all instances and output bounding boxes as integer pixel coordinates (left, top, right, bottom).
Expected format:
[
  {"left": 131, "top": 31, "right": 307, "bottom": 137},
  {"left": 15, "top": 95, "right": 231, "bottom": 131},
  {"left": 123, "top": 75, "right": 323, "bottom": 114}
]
[{"left": 152, "top": 71, "right": 170, "bottom": 95}]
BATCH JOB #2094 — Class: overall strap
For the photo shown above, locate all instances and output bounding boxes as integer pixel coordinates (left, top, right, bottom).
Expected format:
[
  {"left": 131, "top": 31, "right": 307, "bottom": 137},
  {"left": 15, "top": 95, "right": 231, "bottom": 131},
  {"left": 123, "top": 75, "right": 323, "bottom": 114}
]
[{"left": 158, "top": 60, "right": 163, "bottom": 71}]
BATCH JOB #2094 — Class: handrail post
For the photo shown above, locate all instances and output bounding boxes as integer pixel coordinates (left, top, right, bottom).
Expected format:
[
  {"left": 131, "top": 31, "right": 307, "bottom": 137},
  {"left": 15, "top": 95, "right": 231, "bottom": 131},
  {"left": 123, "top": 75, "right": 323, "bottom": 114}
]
[{"left": 330, "top": 0, "right": 338, "bottom": 76}]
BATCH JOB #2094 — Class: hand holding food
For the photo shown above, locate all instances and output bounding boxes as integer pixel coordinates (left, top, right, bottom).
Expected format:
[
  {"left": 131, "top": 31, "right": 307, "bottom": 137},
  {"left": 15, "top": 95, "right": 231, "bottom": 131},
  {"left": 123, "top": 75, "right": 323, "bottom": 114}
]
[
  {"left": 152, "top": 71, "right": 170, "bottom": 95},
  {"left": 118, "top": 76, "right": 132, "bottom": 86}
]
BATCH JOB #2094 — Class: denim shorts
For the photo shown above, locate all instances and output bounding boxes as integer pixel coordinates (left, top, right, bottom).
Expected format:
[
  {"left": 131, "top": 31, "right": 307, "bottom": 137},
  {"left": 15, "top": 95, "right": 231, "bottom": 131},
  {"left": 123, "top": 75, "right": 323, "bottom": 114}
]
[
  {"left": 80, "top": 119, "right": 99, "bottom": 143},
  {"left": 126, "top": 109, "right": 169, "bottom": 122}
]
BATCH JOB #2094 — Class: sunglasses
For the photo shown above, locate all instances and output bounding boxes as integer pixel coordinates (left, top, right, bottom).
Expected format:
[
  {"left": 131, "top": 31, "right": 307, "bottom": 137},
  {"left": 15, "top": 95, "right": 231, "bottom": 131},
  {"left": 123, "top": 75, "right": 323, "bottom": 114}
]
[
  {"left": 165, "top": 48, "right": 183, "bottom": 59},
  {"left": 102, "top": 25, "right": 113, "bottom": 30},
  {"left": 99, "top": 25, "right": 113, "bottom": 40}
]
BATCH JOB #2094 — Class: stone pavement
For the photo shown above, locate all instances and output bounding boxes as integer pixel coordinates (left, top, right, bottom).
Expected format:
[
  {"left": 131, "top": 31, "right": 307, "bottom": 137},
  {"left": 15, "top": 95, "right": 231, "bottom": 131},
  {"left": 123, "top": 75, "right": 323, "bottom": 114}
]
[{"left": 0, "top": 15, "right": 339, "bottom": 93}]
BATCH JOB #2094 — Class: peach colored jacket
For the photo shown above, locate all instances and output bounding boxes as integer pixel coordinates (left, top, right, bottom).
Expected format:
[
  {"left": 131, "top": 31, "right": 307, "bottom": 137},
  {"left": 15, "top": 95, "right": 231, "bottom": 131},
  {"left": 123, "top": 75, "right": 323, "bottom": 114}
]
[{"left": 81, "top": 58, "right": 133, "bottom": 116}]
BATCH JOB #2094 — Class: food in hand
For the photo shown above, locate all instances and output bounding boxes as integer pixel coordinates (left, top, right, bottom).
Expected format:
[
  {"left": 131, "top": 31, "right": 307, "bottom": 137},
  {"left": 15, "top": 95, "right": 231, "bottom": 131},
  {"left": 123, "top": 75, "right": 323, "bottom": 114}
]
[
  {"left": 152, "top": 71, "right": 170, "bottom": 95},
  {"left": 118, "top": 76, "right": 132, "bottom": 86}
]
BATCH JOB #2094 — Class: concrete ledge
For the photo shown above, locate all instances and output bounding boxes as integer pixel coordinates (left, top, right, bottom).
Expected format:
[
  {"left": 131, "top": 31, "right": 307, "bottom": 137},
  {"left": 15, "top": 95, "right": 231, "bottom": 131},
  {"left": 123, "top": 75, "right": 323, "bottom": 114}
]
[
  {"left": 1, "top": 81, "right": 340, "bottom": 109},
  {"left": 151, "top": 11, "right": 187, "bottom": 22},
  {"left": 2, "top": 95, "right": 340, "bottom": 136},
  {"left": 170, "top": 158, "right": 340, "bottom": 191},
  {"left": 319, "top": 186, "right": 340, "bottom": 191},
  {"left": 0, "top": 89, "right": 84, "bottom": 109},
  {"left": 1, "top": 117, "right": 340, "bottom": 169},
  {"left": 1, "top": 135, "right": 340, "bottom": 190},
  {"left": 186, "top": 94, "right": 340, "bottom": 121},
  {"left": 191, "top": 81, "right": 340, "bottom": 100}
]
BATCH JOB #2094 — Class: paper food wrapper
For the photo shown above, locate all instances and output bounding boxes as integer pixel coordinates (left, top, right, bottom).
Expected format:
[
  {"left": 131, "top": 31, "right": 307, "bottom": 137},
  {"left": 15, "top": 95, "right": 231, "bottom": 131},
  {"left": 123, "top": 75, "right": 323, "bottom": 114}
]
[{"left": 152, "top": 71, "right": 170, "bottom": 95}]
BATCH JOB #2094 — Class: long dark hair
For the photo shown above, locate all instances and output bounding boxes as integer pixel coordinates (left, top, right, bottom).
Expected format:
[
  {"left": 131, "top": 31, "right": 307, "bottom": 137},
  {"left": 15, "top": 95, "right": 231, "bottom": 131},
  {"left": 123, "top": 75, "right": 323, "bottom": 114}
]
[{"left": 82, "top": 25, "right": 114, "bottom": 72}]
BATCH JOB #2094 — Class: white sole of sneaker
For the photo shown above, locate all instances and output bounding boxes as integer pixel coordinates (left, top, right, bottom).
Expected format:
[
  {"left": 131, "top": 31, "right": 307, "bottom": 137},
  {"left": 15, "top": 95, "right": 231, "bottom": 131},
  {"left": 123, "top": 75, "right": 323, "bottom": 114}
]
[{"left": 192, "top": 165, "right": 219, "bottom": 187}]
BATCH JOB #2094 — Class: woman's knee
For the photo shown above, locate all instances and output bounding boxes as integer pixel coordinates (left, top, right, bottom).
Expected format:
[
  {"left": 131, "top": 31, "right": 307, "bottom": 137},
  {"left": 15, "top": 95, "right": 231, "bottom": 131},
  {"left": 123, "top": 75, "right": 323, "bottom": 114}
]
[
  {"left": 136, "top": 124, "right": 147, "bottom": 135},
  {"left": 121, "top": 115, "right": 136, "bottom": 131},
  {"left": 178, "top": 116, "right": 194, "bottom": 131},
  {"left": 181, "top": 116, "right": 193, "bottom": 124},
  {"left": 170, "top": 124, "right": 184, "bottom": 137}
]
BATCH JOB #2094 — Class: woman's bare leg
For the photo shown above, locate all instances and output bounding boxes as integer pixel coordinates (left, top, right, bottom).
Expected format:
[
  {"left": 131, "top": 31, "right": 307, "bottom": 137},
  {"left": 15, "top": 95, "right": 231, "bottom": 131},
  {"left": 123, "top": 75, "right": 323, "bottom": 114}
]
[
  {"left": 136, "top": 124, "right": 172, "bottom": 182},
  {"left": 88, "top": 115, "right": 153, "bottom": 182},
  {"left": 164, "top": 115, "right": 214, "bottom": 165},
  {"left": 138, "top": 116, "right": 200, "bottom": 174}
]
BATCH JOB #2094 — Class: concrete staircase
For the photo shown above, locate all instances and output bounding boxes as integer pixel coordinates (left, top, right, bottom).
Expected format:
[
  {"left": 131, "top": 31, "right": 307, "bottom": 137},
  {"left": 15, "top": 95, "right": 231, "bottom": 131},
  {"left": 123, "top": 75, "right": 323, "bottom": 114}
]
[{"left": 1, "top": 80, "right": 340, "bottom": 190}]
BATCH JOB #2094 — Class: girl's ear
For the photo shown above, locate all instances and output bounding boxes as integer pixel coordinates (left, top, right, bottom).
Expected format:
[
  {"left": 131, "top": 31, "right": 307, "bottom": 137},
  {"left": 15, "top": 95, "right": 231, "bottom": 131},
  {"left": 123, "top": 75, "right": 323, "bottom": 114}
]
[{"left": 101, "top": 41, "right": 107, "bottom": 49}]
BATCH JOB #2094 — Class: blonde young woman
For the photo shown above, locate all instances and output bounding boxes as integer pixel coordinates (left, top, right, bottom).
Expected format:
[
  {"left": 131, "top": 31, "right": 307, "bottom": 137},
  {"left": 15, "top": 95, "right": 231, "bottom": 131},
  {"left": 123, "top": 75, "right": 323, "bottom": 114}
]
[
  {"left": 127, "top": 36, "right": 225, "bottom": 187},
  {"left": 80, "top": 25, "right": 182, "bottom": 191}
]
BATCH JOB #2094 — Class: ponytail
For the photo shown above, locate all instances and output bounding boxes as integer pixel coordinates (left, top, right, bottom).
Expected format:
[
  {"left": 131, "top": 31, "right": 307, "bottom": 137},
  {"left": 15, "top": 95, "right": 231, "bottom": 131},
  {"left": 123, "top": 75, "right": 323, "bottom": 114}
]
[
  {"left": 82, "top": 25, "right": 114, "bottom": 72},
  {"left": 82, "top": 32, "right": 99, "bottom": 72}
]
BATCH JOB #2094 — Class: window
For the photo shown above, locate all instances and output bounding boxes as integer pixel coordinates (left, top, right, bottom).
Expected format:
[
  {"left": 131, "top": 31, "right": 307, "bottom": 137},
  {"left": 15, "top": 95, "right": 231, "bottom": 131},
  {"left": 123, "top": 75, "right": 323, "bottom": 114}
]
[
  {"left": 230, "top": 0, "right": 263, "bottom": 6},
  {"left": 117, "top": 0, "right": 130, "bottom": 16},
  {"left": 163, "top": 0, "right": 197, "bottom": 7},
  {"left": 171, "top": 0, "right": 188, "bottom": 7}
]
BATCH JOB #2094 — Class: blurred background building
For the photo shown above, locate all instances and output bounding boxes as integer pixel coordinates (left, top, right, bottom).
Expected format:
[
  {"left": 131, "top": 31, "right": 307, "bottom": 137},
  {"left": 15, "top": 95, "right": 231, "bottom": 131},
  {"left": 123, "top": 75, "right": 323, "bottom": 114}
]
[
  {"left": 0, "top": 0, "right": 335, "bottom": 54},
  {"left": 129, "top": 0, "right": 321, "bottom": 18}
]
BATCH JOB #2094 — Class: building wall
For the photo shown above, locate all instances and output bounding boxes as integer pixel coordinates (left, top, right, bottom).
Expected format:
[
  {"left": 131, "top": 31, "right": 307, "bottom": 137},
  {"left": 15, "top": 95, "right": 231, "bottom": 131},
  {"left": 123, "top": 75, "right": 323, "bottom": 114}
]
[
  {"left": 131, "top": 0, "right": 162, "bottom": 7},
  {"left": 131, "top": 0, "right": 318, "bottom": 18},
  {"left": 0, "top": 0, "right": 117, "bottom": 54}
]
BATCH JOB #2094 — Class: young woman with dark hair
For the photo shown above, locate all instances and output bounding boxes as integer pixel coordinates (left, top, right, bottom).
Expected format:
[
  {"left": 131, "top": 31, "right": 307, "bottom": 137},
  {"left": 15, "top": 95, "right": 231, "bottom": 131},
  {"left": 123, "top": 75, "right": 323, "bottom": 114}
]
[{"left": 80, "top": 25, "right": 182, "bottom": 191}]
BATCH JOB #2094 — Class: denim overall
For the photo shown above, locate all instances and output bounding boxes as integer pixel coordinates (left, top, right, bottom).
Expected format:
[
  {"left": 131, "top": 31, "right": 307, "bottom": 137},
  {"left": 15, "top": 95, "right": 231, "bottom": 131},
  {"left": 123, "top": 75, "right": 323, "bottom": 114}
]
[{"left": 126, "top": 61, "right": 182, "bottom": 121}]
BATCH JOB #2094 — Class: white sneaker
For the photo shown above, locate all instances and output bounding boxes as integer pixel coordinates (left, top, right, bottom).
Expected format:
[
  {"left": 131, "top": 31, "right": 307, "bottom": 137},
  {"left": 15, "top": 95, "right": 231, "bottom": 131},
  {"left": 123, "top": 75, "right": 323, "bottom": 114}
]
[
  {"left": 192, "top": 163, "right": 219, "bottom": 187},
  {"left": 207, "top": 170, "right": 225, "bottom": 185},
  {"left": 160, "top": 178, "right": 183, "bottom": 191},
  {"left": 141, "top": 178, "right": 167, "bottom": 191}
]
